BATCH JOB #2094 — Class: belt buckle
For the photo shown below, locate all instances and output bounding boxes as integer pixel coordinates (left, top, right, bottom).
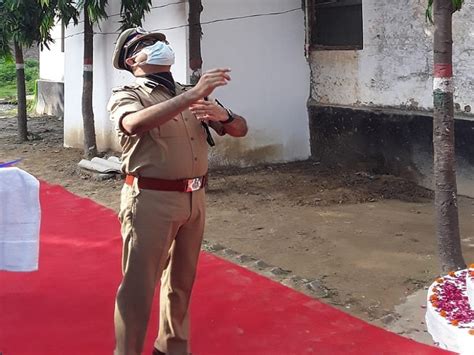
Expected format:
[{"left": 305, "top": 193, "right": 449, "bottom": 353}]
[{"left": 186, "top": 177, "right": 202, "bottom": 192}]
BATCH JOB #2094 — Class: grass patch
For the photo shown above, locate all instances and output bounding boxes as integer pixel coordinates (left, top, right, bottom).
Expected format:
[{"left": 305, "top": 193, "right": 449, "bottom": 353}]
[
  {"left": 0, "top": 58, "right": 39, "bottom": 100},
  {"left": 0, "top": 83, "right": 17, "bottom": 100}
]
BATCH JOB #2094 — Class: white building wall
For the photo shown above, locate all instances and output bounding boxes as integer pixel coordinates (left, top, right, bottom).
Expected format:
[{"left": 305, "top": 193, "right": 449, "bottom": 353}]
[
  {"left": 311, "top": 0, "right": 474, "bottom": 112},
  {"left": 201, "top": 0, "right": 311, "bottom": 165},
  {"left": 63, "top": 0, "right": 188, "bottom": 151},
  {"left": 39, "top": 23, "right": 64, "bottom": 82},
  {"left": 44, "top": 0, "right": 310, "bottom": 165}
]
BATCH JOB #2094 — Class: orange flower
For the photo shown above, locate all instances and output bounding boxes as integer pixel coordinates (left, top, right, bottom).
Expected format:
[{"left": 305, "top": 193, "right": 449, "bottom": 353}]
[
  {"left": 469, "top": 263, "right": 474, "bottom": 269},
  {"left": 432, "top": 302, "right": 439, "bottom": 308},
  {"left": 436, "top": 278, "right": 444, "bottom": 283},
  {"left": 470, "top": 270, "right": 474, "bottom": 277},
  {"left": 451, "top": 319, "right": 459, "bottom": 326},
  {"left": 440, "top": 310, "right": 447, "bottom": 317},
  {"left": 448, "top": 271, "right": 455, "bottom": 277},
  {"left": 469, "top": 329, "right": 474, "bottom": 336}
]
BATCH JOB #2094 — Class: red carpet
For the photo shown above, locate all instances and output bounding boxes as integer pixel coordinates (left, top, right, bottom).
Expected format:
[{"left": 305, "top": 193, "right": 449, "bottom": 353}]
[{"left": 0, "top": 183, "right": 450, "bottom": 355}]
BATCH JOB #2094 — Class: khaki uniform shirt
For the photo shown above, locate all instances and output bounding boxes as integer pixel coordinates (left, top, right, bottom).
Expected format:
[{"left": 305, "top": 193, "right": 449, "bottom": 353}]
[{"left": 107, "top": 78, "right": 209, "bottom": 180}]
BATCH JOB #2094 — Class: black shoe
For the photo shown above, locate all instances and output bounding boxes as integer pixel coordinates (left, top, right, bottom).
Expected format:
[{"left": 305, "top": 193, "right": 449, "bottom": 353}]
[{"left": 152, "top": 348, "right": 165, "bottom": 355}]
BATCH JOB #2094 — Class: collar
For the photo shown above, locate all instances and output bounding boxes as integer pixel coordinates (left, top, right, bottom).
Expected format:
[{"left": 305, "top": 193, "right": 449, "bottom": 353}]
[
  {"left": 135, "top": 75, "right": 182, "bottom": 96},
  {"left": 135, "top": 77, "right": 157, "bottom": 94},
  {"left": 148, "top": 72, "right": 176, "bottom": 96}
]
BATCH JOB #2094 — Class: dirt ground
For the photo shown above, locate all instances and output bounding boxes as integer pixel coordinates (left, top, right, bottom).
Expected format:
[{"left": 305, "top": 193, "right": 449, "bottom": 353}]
[{"left": 2, "top": 113, "right": 474, "bottom": 339}]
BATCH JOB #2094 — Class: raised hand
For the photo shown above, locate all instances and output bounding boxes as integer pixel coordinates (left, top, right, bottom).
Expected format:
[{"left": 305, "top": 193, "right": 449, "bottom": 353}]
[
  {"left": 189, "top": 99, "right": 228, "bottom": 122},
  {"left": 191, "top": 68, "right": 231, "bottom": 99}
]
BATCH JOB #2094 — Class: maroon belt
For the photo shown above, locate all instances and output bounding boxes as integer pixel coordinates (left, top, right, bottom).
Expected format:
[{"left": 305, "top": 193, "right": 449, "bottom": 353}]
[{"left": 125, "top": 174, "right": 207, "bottom": 192}]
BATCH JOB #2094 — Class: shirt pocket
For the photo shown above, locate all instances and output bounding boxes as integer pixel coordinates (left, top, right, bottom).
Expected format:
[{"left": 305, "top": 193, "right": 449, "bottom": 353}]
[{"left": 157, "top": 116, "right": 183, "bottom": 137}]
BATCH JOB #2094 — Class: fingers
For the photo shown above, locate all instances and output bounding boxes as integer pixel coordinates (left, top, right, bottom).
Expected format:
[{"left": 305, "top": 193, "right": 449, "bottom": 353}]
[
  {"left": 189, "top": 106, "right": 210, "bottom": 115},
  {"left": 190, "top": 101, "right": 212, "bottom": 109},
  {"left": 202, "top": 76, "right": 230, "bottom": 87},
  {"left": 189, "top": 109, "right": 206, "bottom": 115},
  {"left": 201, "top": 69, "right": 232, "bottom": 83},
  {"left": 190, "top": 103, "right": 212, "bottom": 117},
  {"left": 189, "top": 101, "right": 227, "bottom": 123},
  {"left": 204, "top": 68, "right": 231, "bottom": 75},
  {"left": 193, "top": 68, "right": 232, "bottom": 98},
  {"left": 190, "top": 111, "right": 209, "bottom": 117},
  {"left": 190, "top": 100, "right": 205, "bottom": 106},
  {"left": 191, "top": 110, "right": 210, "bottom": 121},
  {"left": 189, "top": 100, "right": 216, "bottom": 114}
]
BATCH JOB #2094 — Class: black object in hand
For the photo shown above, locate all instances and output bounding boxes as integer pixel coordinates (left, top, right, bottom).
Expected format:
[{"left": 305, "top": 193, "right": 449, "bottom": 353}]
[{"left": 202, "top": 122, "right": 215, "bottom": 147}]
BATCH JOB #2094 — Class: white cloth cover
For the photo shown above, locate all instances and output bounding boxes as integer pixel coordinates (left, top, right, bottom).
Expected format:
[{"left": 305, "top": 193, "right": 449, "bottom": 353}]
[
  {"left": 0, "top": 167, "right": 41, "bottom": 271},
  {"left": 468, "top": 269, "right": 474, "bottom": 310},
  {"left": 425, "top": 270, "right": 474, "bottom": 355}
]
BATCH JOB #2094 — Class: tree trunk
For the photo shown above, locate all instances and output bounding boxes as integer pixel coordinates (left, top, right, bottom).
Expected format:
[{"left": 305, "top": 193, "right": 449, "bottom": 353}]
[
  {"left": 432, "top": 0, "right": 465, "bottom": 272},
  {"left": 188, "top": 0, "right": 203, "bottom": 85},
  {"left": 82, "top": 7, "right": 98, "bottom": 158},
  {"left": 14, "top": 41, "right": 28, "bottom": 142}
]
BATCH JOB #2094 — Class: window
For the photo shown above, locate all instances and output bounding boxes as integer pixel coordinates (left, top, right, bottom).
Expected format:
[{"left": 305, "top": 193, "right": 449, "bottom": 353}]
[{"left": 310, "top": 0, "right": 363, "bottom": 50}]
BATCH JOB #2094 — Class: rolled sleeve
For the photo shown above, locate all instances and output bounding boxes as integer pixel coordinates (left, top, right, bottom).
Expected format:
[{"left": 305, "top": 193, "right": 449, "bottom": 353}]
[{"left": 107, "top": 90, "right": 144, "bottom": 135}]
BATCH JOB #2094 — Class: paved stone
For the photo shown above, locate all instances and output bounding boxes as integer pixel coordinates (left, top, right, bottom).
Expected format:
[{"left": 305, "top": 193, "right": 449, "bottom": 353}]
[
  {"left": 222, "top": 248, "right": 238, "bottom": 257},
  {"left": 254, "top": 260, "right": 271, "bottom": 269},
  {"left": 387, "top": 289, "right": 434, "bottom": 346},
  {"left": 306, "top": 279, "right": 330, "bottom": 298},
  {"left": 236, "top": 254, "right": 257, "bottom": 263},
  {"left": 270, "top": 267, "right": 291, "bottom": 276},
  {"left": 207, "top": 243, "right": 225, "bottom": 252}
]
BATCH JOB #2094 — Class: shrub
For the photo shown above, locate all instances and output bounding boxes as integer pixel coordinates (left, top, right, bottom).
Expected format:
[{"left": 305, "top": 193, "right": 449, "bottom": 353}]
[{"left": 0, "top": 58, "right": 39, "bottom": 99}]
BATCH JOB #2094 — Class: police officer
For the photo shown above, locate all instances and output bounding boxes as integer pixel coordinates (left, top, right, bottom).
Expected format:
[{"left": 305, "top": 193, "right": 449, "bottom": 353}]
[{"left": 108, "top": 28, "right": 248, "bottom": 355}]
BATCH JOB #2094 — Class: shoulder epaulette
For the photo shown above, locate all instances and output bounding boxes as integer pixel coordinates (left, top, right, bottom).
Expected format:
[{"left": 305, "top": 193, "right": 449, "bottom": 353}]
[{"left": 111, "top": 84, "right": 140, "bottom": 93}]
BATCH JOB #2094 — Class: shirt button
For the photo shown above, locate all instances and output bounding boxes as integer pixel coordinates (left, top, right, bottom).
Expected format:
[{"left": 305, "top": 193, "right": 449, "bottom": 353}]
[
  {"left": 190, "top": 137, "right": 195, "bottom": 141},
  {"left": 194, "top": 157, "right": 198, "bottom": 161}
]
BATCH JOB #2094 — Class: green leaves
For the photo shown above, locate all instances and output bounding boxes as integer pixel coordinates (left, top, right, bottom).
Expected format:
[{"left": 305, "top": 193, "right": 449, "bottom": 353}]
[
  {"left": 426, "top": 0, "right": 434, "bottom": 24},
  {"left": 52, "top": 0, "right": 80, "bottom": 27},
  {"left": 426, "top": 0, "right": 464, "bottom": 24},
  {"left": 119, "top": 0, "right": 152, "bottom": 31},
  {"left": 0, "top": 0, "right": 80, "bottom": 60},
  {"left": 0, "top": 0, "right": 161, "bottom": 61},
  {"left": 77, "top": 0, "right": 109, "bottom": 24},
  {"left": 0, "top": 27, "right": 13, "bottom": 59},
  {"left": 0, "top": 0, "right": 48, "bottom": 50},
  {"left": 452, "top": 0, "right": 464, "bottom": 11}
]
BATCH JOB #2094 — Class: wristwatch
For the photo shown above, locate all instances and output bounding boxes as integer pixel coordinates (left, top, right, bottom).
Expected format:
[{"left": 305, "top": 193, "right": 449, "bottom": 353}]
[{"left": 222, "top": 108, "right": 235, "bottom": 124}]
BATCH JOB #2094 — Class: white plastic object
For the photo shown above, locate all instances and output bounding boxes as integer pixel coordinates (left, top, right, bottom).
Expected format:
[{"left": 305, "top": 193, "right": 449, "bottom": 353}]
[{"left": 0, "top": 167, "right": 41, "bottom": 272}]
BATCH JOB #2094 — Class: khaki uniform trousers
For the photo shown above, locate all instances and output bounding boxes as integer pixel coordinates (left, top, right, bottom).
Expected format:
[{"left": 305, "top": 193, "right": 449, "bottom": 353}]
[{"left": 114, "top": 180, "right": 205, "bottom": 355}]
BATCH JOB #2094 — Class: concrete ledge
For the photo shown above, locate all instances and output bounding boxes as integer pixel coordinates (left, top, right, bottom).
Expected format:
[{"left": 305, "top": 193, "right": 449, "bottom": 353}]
[
  {"left": 36, "top": 79, "right": 64, "bottom": 117},
  {"left": 308, "top": 104, "right": 474, "bottom": 197}
]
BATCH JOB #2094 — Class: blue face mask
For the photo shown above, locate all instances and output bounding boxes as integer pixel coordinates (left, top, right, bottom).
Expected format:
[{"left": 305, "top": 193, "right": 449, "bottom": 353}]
[{"left": 138, "top": 41, "right": 175, "bottom": 66}]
